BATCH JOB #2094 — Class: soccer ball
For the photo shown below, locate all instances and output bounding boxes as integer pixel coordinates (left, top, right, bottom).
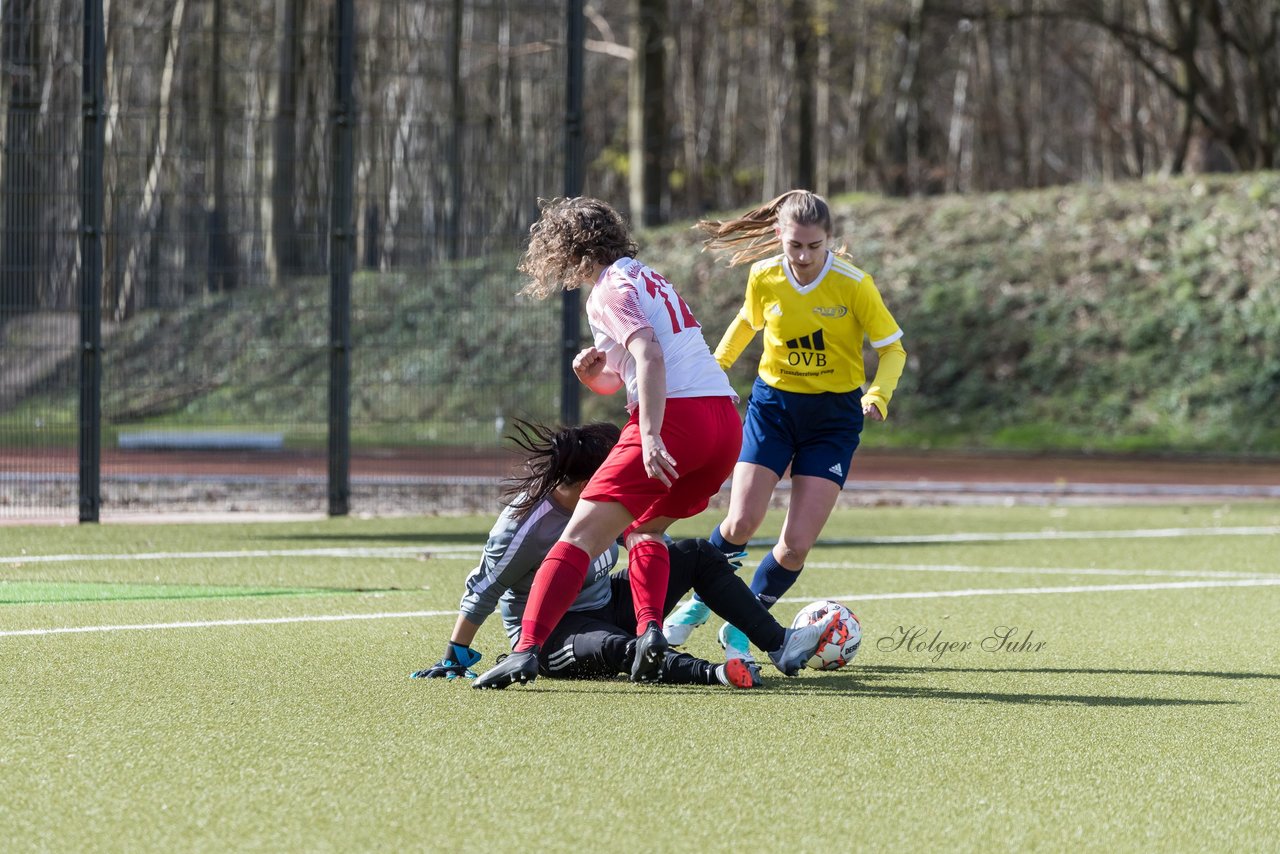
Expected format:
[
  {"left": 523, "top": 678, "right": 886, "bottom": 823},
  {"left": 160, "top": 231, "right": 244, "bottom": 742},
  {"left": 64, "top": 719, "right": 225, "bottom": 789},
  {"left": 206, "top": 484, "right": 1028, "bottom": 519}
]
[{"left": 790, "top": 600, "right": 862, "bottom": 670}]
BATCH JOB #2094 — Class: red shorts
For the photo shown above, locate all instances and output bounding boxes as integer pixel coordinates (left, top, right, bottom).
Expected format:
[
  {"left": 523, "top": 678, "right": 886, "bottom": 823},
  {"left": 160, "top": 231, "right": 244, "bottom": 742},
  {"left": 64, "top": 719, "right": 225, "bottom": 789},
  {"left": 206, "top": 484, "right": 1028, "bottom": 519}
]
[{"left": 581, "top": 396, "right": 742, "bottom": 530}]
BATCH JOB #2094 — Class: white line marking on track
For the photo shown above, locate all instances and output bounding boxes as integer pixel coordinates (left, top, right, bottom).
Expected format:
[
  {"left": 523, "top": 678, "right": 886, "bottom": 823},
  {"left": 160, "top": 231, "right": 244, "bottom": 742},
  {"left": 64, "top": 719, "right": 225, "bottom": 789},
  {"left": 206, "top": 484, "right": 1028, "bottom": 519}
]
[{"left": 6, "top": 578, "right": 1280, "bottom": 639}]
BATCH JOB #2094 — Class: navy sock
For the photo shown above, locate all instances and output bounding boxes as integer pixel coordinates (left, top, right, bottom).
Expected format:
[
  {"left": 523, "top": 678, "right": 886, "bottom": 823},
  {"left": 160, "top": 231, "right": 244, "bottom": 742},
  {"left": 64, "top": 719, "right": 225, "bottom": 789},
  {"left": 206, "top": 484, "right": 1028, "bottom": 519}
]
[
  {"left": 709, "top": 524, "right": 748, "bottom": 555},
  {"left": 749, "top": 551, "right": 801, "bottom": 609}
]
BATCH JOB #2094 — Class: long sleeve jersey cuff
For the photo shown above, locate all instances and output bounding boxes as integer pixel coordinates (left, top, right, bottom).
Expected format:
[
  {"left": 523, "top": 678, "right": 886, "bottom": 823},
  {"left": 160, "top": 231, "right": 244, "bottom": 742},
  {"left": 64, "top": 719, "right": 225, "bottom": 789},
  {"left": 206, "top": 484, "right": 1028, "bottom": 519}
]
[{"left": 862, "top": 340, "right": 907, "bottom": 418}]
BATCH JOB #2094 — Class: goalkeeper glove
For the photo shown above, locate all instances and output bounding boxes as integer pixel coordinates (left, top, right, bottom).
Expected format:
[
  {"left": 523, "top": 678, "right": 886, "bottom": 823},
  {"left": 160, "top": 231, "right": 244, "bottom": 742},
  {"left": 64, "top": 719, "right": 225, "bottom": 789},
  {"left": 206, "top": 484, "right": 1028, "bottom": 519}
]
[{"left": 410, "top": 641, "right": 482, "bottom": 679}]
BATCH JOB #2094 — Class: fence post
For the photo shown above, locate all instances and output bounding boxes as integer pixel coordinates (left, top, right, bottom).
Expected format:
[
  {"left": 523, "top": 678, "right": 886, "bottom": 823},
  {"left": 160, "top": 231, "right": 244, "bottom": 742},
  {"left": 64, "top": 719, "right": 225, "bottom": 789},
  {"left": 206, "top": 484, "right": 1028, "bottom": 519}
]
[
  {"left": 560, "top": 0, "right": 585, "bottom": 426},
  {"left": 79, "top": 0, "right": 106, "bottom": 523},
  {"left": 328, "top": 0, "right": 355, "bottom": 516}
]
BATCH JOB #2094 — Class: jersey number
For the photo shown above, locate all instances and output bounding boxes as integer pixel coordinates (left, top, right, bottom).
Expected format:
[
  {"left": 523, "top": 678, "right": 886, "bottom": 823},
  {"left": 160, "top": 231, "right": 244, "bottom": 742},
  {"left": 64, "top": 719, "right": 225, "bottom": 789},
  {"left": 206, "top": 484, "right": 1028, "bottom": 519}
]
[{"left": 642, "top": 271, "right": 700, "bottom": 333}]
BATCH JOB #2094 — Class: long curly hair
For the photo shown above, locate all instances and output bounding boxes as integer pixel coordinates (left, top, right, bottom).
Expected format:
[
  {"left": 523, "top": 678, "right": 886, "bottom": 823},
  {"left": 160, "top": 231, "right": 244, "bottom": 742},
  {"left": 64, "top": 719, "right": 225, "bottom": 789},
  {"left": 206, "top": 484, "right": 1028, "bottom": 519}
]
[
  {"left": 696, "top": 189, "right": 835, "bottom": 267},
  {"left": 501, "top": 419, "right": 621, "bottom": 518},
  {"left": 517, "top": 197, "right": 640, "bottom": 299}
]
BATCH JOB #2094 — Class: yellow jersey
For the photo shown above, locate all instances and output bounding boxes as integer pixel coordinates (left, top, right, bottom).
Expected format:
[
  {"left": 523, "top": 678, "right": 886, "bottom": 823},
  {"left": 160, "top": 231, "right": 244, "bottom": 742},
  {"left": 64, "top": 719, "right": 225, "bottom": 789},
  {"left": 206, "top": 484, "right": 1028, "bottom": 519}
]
[{"left": 714, "top": 251, "right": 907, "bottom": 415}]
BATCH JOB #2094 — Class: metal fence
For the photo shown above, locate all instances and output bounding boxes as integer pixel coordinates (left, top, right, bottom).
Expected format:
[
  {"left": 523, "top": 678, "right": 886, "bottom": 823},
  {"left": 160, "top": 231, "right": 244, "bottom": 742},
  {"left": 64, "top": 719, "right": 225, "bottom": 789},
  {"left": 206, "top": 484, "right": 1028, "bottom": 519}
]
[{"left": 0, "top": 0, "right": 583, "bottom": 521}]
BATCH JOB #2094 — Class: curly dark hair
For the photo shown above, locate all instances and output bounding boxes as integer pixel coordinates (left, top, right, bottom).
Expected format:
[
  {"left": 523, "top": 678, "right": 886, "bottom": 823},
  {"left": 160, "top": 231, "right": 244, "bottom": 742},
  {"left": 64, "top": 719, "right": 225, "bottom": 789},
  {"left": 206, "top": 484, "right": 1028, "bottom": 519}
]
[
  {"left": 517, "top": 197, "right": 640, "bottom": 299},
  {"left": 501, "top": 419, "right": 621, "bottom": 518}
]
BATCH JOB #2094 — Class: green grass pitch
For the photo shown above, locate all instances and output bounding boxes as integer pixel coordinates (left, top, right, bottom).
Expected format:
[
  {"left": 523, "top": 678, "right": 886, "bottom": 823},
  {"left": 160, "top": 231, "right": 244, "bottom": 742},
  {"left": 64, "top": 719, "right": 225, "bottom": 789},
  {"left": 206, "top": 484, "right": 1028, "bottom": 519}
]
[{"left": 2, "top": 502, "right": 1278, "bottom": 851}]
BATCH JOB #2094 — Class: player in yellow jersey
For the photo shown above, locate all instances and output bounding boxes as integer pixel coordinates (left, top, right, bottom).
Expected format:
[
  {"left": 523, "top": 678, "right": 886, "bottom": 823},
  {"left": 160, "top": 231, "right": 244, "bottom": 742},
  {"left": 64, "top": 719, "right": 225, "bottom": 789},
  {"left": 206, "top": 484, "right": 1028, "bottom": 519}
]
[{"left": 663, "top": 190, "right": 908, "bottom": 660}]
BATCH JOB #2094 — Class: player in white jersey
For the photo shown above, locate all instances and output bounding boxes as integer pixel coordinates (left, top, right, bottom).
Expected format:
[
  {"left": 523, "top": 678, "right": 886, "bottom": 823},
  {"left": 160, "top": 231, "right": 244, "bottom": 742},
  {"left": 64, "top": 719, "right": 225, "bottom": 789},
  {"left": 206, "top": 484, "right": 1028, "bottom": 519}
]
[
  {"left": 473, "top": 197, "right": 750, "bottom": 690},
  {"left": 584, "top": 256, "right": 735, "bottom": 410}
]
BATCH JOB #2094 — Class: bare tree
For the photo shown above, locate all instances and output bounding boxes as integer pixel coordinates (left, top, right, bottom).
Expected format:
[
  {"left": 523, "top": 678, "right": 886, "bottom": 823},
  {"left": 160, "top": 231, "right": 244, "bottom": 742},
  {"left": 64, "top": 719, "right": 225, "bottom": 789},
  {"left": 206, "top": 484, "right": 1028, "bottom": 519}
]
[
  {"left": 939, "top": 0, "right": 1280, "bottom": 175},
  {"left": 7, "top": 0, "right": 1280, "bottom": 322},
  {"left": 0, "top": 0, "right": 78, "bottom": 312},
  {"left": 0, "top": 0, "right": 44, "bottom": 313},
  {"left": 675, "top": 0, "right": 705, "bottom": 212},
  {"left": 716, "top": 1, "right": 745, "bottom": 207},
  {"left": 270, "top": 0, "right": 306, "bottom": 276},
  {"left": 813, "top": 0, "right": 833, "bottom": 196},
  {"left": 116, "top": 0, "right": 188, "bottom": 319},
  {"left": 890, "top": 0, "right": 926, "bottom": 195},
  {"left": 790, "top": 0, "right": 815, "bottom": 192},
  {"left": 206, "top": 0, "right": 237, "bottom": 293},
  {"left": 629, "top": 0, "right": 667, "bottom": 225},
  {"left": 760, "top": 0, "right": 792, "bottom": 198}
]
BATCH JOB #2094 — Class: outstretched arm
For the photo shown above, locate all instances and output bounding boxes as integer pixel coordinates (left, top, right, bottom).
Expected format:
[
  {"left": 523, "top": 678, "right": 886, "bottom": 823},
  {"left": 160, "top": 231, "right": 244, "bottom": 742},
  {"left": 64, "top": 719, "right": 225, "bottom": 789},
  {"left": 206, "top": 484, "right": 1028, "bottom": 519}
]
[
  {"left": 713, "top": 311, "right": 758, "bottom": 370},
  {"left": 415, "top": 505, "right": 554, "bottom": 678}
]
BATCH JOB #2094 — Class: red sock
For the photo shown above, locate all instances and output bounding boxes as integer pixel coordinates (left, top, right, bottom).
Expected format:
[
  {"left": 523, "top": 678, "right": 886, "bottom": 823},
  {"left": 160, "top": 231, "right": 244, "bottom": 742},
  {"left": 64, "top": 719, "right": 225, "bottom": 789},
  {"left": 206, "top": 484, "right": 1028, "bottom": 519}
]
[
  {"left": 515, "top": 541, "right": 590, "bottom": 651},
  {"left": 627, "top": 538, "right": 671, "bottom": 632}
]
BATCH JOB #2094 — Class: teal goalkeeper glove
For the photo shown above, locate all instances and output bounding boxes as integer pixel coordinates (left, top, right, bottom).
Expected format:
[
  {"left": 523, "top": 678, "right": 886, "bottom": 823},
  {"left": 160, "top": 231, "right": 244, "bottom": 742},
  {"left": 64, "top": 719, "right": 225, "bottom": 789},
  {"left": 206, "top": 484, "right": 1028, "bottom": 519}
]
[{"left": 410, "top": 642, "right": 482, "bottom": 679}]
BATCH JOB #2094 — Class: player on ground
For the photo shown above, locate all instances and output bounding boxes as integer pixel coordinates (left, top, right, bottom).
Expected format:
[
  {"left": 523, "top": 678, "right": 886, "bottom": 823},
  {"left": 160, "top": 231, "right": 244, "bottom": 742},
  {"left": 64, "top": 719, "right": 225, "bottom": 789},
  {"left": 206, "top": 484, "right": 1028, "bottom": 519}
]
[
  {"left": 415, "top": 421, "right": 835, "bottom": 689},
  {"left": 475, "top": 196, "right": 760, "bottom": 689},
  {"left": 663, "top": 190, "right": 907, "bottom": 661}
]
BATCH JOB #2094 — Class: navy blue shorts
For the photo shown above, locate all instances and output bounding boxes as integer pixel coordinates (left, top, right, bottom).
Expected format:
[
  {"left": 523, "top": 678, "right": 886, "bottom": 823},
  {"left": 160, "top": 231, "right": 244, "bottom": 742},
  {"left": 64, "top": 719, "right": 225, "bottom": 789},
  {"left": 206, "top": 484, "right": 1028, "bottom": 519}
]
[{"left": 739, "top": 377, "right": 863, "bottom": 487}]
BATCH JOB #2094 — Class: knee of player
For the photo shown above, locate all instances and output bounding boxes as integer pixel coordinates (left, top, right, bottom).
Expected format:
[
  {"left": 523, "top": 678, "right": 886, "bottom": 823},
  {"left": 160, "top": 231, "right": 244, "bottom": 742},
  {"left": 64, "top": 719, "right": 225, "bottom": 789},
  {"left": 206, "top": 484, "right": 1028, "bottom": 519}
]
[
  {"left": 721, "top": 513, "right": 764, "bottom": 543},
  {"left": 624, "top": 530, "right": 666, "bottom": 550},
  {"left": 776, "top": 543, "right": 810, "bottom": 567}
]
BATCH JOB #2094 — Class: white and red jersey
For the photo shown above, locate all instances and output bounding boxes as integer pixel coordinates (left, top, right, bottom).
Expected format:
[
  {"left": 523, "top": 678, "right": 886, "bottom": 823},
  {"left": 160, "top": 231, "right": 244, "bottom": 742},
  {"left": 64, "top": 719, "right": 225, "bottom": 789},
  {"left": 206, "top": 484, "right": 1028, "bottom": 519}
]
[{"left": 585, "top": 257, "right": 736, "bottom": 412}]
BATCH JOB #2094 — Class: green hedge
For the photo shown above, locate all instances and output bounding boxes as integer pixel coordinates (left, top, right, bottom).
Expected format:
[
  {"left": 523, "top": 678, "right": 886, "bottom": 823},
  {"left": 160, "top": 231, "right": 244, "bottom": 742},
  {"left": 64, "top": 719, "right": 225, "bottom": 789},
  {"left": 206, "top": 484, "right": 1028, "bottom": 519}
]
[{"left": 8, "top": 174, "right": 1277, "bottom": 454}]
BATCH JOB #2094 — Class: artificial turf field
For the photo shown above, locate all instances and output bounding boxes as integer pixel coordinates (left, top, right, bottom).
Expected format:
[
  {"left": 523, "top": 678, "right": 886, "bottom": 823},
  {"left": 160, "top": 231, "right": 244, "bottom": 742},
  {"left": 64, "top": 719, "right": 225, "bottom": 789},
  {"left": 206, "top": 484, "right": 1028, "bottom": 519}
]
[{"left": 2, "top": 502, "right": 1278, "bottom": 852}]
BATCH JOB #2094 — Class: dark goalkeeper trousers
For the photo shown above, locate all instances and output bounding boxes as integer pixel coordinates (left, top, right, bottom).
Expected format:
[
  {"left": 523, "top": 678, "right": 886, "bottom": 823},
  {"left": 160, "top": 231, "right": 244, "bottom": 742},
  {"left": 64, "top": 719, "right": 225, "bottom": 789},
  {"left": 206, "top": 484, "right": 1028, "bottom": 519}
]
[{"left": 536, "top": 538, "right": 787, "bottom": 682}]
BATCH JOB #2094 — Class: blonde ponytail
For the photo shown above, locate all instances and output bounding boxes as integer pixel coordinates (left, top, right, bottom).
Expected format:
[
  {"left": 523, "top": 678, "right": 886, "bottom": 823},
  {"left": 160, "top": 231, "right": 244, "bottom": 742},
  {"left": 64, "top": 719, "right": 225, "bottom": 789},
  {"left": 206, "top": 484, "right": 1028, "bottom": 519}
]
[{"left": 696, "top": 189, "right": 833, "bottom": 267}]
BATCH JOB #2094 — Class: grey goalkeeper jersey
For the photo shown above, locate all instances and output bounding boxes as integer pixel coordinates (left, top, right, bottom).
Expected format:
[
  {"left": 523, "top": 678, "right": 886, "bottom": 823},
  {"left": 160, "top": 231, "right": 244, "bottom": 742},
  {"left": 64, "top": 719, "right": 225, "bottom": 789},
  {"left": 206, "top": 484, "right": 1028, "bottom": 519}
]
[{"left": 458, "top": 493, "right": 618, "bottom": 645}]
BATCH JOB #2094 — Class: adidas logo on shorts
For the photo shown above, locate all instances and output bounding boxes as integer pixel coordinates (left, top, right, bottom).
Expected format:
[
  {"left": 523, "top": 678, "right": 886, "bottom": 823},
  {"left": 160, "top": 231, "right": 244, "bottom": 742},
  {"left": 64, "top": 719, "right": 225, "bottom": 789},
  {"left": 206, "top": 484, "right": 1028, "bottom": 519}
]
[{"left": 829, "top": 463, "right": 843, "bottom": 476}]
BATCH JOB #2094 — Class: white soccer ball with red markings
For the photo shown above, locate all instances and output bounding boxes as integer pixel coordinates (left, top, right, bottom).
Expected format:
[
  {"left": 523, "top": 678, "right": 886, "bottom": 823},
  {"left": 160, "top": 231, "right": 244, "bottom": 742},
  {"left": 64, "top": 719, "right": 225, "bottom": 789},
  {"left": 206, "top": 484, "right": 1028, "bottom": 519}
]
[{"left": 791, "top": 600, "right": 862, "bottom": 670}]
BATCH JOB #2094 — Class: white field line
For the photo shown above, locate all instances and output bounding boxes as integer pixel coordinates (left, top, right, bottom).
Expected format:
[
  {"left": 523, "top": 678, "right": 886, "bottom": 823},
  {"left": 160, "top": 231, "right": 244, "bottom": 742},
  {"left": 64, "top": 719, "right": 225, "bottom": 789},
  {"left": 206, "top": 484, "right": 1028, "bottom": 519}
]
[
  {"left": 779, "top": 576, "right": 1280, "bottom": 605},
  {"left": 6, "top": 577, "right": 1280, "bottom": 639},
  {"left": 795, "top": 525, "right": 1280, "bottom": 545},
  {"left": 0, "top": 609, "right": 458, "bottom": 637},
  {"left": 0, "top": 545, "right": 480, "bottom": 564},
  {"left": 805, "top": 561, "right": 1275, "bottom": 580},
  {"left": 4, "top": 524, "right": 1278, "bottom": 566}
]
